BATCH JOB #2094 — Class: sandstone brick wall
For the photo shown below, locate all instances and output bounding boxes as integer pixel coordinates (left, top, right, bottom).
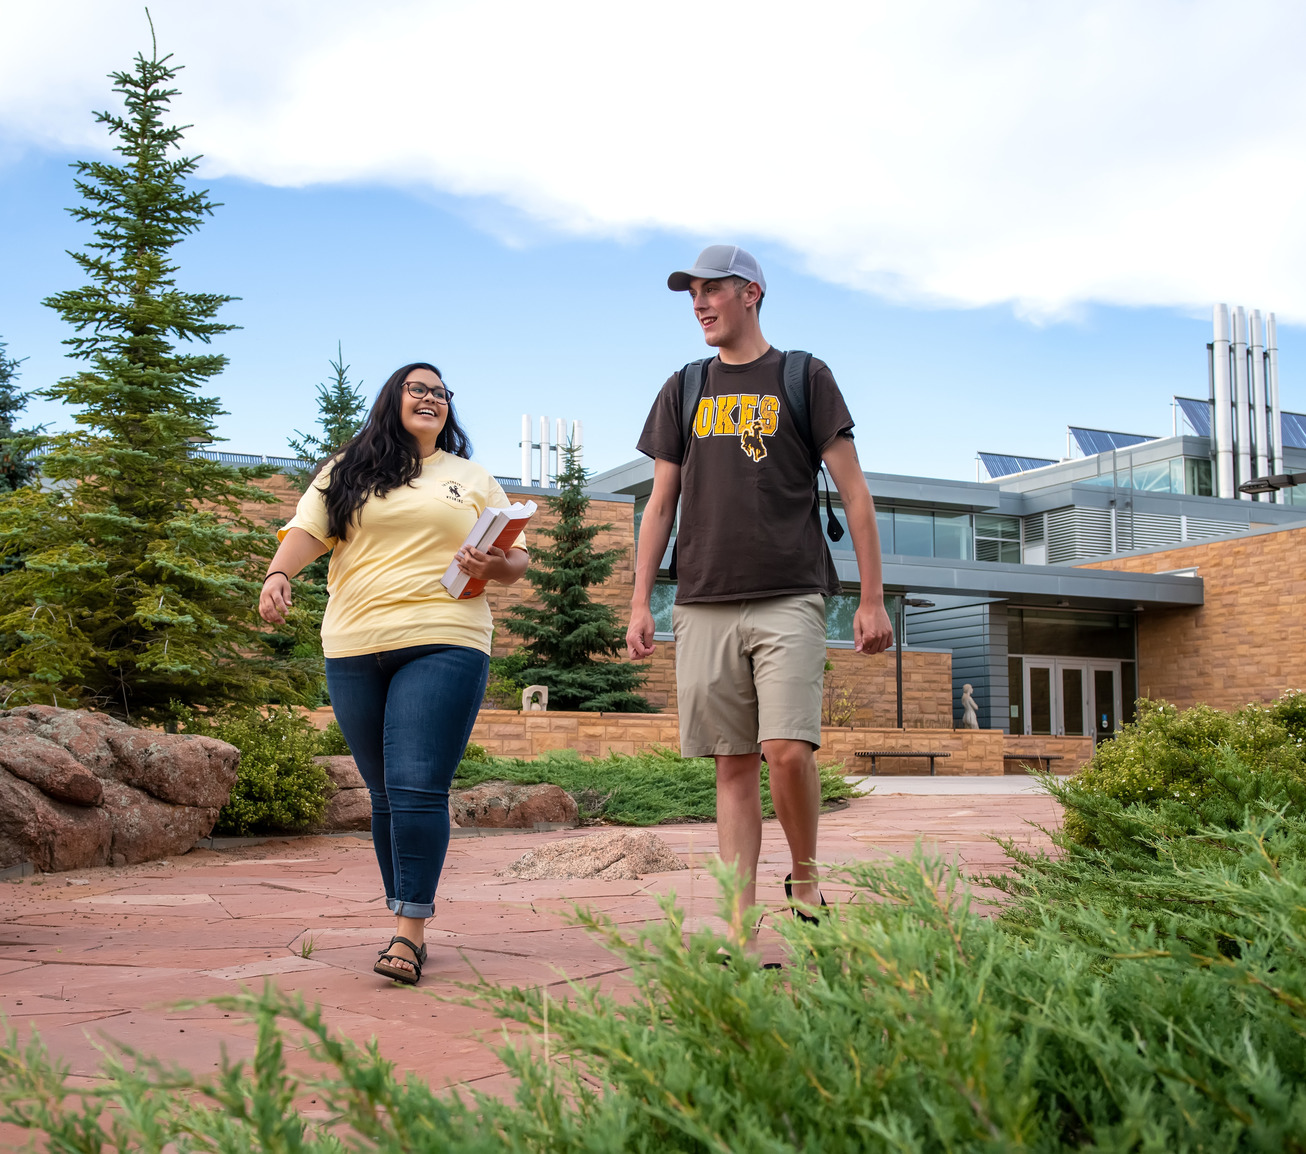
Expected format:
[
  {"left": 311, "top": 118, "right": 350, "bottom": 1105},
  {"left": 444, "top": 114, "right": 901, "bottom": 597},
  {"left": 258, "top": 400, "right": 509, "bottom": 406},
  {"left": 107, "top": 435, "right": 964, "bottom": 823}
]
[
  {"left": 469, "top": 711, "right": 1009, "bottom": 774},
  {"left": 1080, "top": 524, "right": 1306, "bottom": 711},
  {"left": 1001, "top": 735, "right": 1095, "bottom": 774}
]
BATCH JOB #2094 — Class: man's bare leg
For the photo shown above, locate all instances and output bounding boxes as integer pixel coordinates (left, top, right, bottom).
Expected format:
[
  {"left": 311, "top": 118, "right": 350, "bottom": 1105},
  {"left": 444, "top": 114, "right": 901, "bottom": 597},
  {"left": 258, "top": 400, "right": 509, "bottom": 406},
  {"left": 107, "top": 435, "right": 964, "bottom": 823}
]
[
  {"left": 761, "top": 738, "right": 821, "bottom": 913},
  {"left": 714, "top": 752, "right": 764, "bottom": 937}
]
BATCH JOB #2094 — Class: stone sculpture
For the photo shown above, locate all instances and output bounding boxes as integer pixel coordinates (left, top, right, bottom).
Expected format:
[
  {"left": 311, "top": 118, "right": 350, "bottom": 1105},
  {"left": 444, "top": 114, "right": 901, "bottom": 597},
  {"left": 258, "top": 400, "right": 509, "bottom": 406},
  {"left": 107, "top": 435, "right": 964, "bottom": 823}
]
[
  {"left": 522, "top": 685, "right": 548, "bottom": 711},
  {"left": 960, "top": 684, "right": 979, "bottom": 730}
]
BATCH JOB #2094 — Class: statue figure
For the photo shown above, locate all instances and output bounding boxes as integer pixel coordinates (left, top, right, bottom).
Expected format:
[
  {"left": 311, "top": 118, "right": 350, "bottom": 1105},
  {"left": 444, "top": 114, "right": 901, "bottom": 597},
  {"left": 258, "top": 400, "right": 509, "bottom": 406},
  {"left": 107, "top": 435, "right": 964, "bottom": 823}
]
[
  {"left": 960, "top": 683, "right": 979, "bottom": 730},
  {"left": 522, "top": 685, "right": 549, "bottom": 712}
]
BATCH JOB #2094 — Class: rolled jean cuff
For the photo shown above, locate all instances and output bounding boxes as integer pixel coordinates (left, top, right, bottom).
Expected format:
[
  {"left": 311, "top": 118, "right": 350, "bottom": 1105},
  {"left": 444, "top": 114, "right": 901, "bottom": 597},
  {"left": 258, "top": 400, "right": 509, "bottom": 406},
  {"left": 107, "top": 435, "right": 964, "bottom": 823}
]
[{"left": 388, "top": 897, "right": 435, "bottom": 919}]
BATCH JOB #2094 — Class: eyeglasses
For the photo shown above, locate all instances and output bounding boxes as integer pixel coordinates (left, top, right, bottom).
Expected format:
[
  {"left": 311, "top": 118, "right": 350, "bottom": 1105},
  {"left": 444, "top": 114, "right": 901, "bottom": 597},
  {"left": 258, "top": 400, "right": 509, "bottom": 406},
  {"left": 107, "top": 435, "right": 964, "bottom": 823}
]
[{"left": 404, "top": 382, "right": 453, "bottom": 404}]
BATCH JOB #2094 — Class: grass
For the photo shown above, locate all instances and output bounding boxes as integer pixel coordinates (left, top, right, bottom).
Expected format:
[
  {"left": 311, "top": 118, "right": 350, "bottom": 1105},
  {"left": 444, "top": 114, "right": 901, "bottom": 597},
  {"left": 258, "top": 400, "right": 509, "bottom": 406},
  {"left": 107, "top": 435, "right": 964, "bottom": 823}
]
[{"left": 454, "top": 745, "right": 856, "bottom": 826}]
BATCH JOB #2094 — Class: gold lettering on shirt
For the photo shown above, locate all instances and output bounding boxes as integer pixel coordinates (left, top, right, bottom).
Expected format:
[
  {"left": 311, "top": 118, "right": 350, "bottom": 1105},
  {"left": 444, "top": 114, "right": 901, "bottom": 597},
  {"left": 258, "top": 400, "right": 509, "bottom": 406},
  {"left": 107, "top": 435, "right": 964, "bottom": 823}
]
[
  {"left": 738, "top": 394, "right": 758, "bottom": 428},
  {"left": 713, "top": 394, "right": 740, "bottom": 436},
  {"left": 758, "top": 395, "right": 780, "bottom": 436},
  {"left": 694, "top": 397, "right": 714, "bottom": 439}
]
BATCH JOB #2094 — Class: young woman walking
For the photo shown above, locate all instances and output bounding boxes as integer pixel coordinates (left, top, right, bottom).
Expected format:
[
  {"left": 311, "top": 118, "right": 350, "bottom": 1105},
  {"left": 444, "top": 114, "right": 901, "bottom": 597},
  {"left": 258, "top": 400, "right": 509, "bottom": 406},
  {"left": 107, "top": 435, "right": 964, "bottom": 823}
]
[{"left": 259, "top": 362, "right": 527, "bottom": 984}]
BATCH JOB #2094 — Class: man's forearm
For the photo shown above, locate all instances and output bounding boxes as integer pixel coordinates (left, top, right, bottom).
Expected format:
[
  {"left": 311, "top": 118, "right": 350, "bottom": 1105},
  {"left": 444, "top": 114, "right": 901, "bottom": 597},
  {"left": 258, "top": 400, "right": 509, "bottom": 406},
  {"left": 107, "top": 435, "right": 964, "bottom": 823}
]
[
  {"left": 631, "top": 506, "right": 675, "bottom": 608},
  {"left": 844, "top": 492, "right": 886, "bottom": 605}
]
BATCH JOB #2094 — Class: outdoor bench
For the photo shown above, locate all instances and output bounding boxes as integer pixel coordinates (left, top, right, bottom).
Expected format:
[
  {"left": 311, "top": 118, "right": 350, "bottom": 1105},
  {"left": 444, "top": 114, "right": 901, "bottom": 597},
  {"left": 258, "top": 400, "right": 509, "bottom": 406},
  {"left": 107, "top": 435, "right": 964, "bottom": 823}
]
[
  {"left": 854, "top": 750, "right": 952, "bottom": 776},
  {"left": 1002, "top": 753, "right": 1065, "bottom": 772}
]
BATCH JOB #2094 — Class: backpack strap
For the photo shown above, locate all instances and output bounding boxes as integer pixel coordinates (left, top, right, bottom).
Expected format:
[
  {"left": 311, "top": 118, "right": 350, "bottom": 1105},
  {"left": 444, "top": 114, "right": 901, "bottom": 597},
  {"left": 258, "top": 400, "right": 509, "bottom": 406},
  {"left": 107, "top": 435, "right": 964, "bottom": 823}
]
[
  {"left": 678, "top": 357, "right": 714, "bottom": 455},
  {"left": 782, "top": 350, "right": 844, "bottom": 542}
]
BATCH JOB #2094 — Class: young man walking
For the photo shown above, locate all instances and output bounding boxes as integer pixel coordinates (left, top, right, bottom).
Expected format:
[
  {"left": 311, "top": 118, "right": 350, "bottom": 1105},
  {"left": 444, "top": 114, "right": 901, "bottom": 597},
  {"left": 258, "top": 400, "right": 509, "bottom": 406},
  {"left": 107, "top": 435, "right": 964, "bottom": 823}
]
[{"left": 626, "top": 244, "right": 894, "bottom": 933}]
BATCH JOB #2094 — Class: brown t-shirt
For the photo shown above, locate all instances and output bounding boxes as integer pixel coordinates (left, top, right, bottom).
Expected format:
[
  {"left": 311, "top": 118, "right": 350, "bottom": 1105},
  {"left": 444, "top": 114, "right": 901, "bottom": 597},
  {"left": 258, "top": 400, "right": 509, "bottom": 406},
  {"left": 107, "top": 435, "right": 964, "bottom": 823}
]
[{"left": 636, "top": 346, "right": 853, "bottom": 603}]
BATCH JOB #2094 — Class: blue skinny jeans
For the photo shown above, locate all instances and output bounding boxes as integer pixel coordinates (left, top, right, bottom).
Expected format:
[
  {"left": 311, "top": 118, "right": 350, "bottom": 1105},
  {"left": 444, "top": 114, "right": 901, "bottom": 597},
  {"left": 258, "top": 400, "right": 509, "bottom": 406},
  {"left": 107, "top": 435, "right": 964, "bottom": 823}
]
[{"left": 325, "top": 644, "right": 489, "bottom": 918}]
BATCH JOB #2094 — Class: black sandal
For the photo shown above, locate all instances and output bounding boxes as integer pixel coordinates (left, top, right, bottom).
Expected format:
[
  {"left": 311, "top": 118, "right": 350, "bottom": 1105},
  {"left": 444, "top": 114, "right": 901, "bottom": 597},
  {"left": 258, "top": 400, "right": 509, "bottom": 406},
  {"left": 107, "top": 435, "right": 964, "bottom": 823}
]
[
  {"left": 374, "top": 935, "right": 427, "bottom": 985},
  {"left": 784, "top": 873, "right": 827, "bottom": 926}
]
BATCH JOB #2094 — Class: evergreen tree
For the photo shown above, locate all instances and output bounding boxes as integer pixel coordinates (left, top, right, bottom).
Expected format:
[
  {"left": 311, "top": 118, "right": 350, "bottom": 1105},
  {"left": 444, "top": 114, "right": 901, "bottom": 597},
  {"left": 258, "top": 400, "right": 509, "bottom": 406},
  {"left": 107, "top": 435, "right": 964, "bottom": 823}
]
[
  {"left": 502, "top": 444, "right": 653, "bottom": 712},
  {"left": 0, "top": 34, "right": 319, "bottom": 721},
  {"left": 0, "top": 339, "right": 37, "bottom": 492},
  {"left": 285, "top": 343, "right": 366, "bottom": 492}
]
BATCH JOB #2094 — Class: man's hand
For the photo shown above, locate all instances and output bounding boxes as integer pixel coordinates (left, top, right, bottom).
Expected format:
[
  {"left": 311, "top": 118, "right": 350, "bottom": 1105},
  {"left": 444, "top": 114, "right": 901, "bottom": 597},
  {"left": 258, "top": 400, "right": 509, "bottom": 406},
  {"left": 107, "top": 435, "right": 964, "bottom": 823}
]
[
  {"left": 853, "top": 601, "right": 894, "bottom": 655},
  {"left": 627, "top": 605, "right": 657, "bottom": 659}
]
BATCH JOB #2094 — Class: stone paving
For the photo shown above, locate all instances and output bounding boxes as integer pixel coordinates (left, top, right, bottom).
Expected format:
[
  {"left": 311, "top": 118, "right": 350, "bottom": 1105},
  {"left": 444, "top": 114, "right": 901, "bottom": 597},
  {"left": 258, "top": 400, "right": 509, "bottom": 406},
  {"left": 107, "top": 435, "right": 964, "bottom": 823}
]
[{"left": 0, "top": 779, "right": 1060, "bottom": 1123}]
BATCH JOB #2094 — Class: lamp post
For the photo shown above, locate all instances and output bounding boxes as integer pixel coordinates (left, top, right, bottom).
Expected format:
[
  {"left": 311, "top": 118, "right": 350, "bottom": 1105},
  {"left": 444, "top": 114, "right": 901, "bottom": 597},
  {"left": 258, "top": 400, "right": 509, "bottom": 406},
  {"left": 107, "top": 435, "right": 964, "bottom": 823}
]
[
  {"left": 1238, "top": 472, "right": 1306, "bottom": 495},
  {"left": 896, "top": 596, "right": 935, "bottom": 729}
]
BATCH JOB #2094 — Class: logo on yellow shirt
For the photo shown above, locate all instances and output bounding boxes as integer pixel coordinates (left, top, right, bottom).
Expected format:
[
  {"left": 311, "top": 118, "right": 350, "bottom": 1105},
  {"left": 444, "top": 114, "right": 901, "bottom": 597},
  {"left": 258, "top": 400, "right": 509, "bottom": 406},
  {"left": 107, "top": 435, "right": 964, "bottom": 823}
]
[
  {"left": 693, "top": 394, "right": 780, "bottom": 462},
  {"left": 441, "top": 480, "right": 467, "bottom": 504}
]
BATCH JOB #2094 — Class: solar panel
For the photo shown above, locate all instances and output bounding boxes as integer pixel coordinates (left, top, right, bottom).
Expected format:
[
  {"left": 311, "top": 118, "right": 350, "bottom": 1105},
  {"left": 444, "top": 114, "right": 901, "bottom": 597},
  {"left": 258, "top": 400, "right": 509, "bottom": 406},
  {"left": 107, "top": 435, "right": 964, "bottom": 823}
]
[
  {"left": 1282, "top": 411, "right": 1306, "bottom": 450},
  {"left": 1175, "top": 397, "right": 1212, "bottom": 438},
  {"left": 1069, "top": 427, "right": 1157, "bottom": 456},
  {"left": 978, "top": 452, "right": 1057, "bottom": 479}
]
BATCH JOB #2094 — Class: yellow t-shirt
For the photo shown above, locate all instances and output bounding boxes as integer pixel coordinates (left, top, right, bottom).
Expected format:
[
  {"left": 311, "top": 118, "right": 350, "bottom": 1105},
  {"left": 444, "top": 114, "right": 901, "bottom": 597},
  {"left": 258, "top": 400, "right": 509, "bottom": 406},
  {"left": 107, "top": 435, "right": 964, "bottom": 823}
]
[{"left": 279, "top": 451, "right": 526, "bottom": 658}]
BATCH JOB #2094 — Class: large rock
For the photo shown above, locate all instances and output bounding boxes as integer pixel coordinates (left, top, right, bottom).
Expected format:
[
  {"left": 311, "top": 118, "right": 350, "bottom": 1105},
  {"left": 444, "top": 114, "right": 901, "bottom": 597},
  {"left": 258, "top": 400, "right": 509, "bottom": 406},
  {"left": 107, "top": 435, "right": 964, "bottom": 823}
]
[
  {"left": 322, "top": 788, "right": 372, "bottom": 832},
  {"left": 450, "top": 781, "right": 578, "bottom": 829},
  {"left": 314, "top": 755, "right": 366, "bottom": 790},
  {"left": 0, "top": 707, "right": 240, "bottom": 872},
  {"left": 502, "top": 830, "right": 686, "bottom": 880}
]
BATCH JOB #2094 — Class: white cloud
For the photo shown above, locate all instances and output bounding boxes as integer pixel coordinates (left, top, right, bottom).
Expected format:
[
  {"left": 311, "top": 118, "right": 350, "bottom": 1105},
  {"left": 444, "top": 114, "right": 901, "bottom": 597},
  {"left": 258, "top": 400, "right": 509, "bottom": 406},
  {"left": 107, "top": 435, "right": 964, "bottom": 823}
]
[{"left": 4, "top": 0, "right": 1305, "bottom": 319}]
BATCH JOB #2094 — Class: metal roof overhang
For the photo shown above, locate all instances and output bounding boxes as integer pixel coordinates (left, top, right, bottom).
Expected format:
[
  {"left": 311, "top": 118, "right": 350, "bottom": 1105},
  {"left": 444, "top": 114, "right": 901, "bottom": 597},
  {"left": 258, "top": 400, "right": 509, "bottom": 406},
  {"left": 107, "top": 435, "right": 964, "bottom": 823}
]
[
  {"left": 864, "top": 554, "right": 1203, "bottom": 610},
  {"left": 655, "top": 546, "right": 1204, "bottom": 610}
]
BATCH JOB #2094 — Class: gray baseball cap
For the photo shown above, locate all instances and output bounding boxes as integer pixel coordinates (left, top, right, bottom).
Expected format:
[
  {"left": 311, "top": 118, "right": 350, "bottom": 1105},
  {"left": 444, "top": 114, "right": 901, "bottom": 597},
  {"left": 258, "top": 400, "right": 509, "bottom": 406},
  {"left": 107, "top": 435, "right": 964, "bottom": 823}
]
[{"left": 667, "top": 244, "right": 766, "bottom": 294}]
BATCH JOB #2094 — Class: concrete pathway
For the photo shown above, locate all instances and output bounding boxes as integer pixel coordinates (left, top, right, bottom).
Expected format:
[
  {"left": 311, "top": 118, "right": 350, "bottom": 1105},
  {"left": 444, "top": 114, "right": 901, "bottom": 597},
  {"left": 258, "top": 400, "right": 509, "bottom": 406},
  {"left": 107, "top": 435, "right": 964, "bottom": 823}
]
[{"left": 0, "top": 785, "right": 1059, "bottom": 1127}]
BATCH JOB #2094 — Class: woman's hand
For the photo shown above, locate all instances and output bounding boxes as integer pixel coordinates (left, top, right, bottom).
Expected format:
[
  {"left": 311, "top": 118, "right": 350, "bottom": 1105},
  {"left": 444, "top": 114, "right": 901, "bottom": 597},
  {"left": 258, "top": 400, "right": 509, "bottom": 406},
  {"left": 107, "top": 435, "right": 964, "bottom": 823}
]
[
  {"left": 456, "top": 545, "right": 508, "bottom": 581},
  {"left": 259, "top": 573, "right": 293, "bottom": 624},
  {"left": 455, "top": 545, "right": 529, "bottom": 586}
]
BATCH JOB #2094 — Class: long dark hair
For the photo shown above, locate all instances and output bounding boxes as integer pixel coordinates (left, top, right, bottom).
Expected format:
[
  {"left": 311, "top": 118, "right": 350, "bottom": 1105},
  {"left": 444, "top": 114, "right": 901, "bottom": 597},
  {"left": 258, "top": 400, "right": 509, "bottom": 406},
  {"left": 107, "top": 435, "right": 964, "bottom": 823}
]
[{"left": 319, "top": 362, "right": 473, "bottom": 541}]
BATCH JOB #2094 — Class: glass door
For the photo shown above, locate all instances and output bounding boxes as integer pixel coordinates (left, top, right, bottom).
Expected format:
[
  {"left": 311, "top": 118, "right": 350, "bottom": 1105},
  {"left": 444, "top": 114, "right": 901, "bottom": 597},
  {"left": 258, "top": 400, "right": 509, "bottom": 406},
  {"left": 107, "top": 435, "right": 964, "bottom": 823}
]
[
  {"left": 1022, "top": 658, "right": 1116, "bottom": 737},
  {"left": 1089, "top": 664, "right": 1122, "bottom": 743}
]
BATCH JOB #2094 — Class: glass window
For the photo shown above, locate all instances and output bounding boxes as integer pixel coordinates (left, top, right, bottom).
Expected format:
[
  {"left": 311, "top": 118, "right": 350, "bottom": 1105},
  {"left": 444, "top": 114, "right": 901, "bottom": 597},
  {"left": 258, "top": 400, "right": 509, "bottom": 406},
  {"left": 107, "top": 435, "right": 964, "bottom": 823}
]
[
  {"left": 633, "top": 496, "right": 647, "bottom": 536},
  {"left": 1121, "top": 661, "right": 1137, "bottom": 724},
  {"left": 894, "top": 511, "right": 933, "bottom": 557},
  {"left": 1131, "top": 460, "right": 1174, "bottom": 492},
  {"left": 1008, "top": 608, "right": 1135, "bottom": 659},
  {"left": 1184, "top": 457, "right": 1213, "bottom": 497},
  {"left": 933, "top": 512, "right": 972, "bottom": 559},
  {"left": 876, "top": 508, "right": 895, "bottom": 553},
  {"left": 824, "top": 593, "right": 898, "bottom": 642},
  {"left": 1008, "top": 656, "right": 1023, "bottom": 734},
  {"left": 650, "top": 583, "right": 676, "bottom": 634},
  {"left": 975, "top": 514, "right": 1020, "bottom": 539}
]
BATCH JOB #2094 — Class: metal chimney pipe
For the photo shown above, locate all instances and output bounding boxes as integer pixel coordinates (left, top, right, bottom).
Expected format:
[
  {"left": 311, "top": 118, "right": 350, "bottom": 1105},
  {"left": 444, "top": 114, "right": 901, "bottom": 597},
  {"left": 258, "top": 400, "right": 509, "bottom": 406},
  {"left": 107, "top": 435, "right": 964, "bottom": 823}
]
[
  {"left": 1268, "top": 313, "right": 1284, "bottom": 502},
  {"left": 1212, "top": 304, "right": 1234, "bottom": 499},
  {"left": 571, "top": 420, "right": 583, "bottom": 470},
  {"left": 521, "top": 414, "right": 531, "bottom": 489},
  {"left": 1233, "top": 306, "right": 1252, "bottom": 500},
  {"left": 539, "top": 416, "right": 550, "bottom": 486},
  {"left": 1250, "top": 309, "right": 1268, "bottom": 496}
]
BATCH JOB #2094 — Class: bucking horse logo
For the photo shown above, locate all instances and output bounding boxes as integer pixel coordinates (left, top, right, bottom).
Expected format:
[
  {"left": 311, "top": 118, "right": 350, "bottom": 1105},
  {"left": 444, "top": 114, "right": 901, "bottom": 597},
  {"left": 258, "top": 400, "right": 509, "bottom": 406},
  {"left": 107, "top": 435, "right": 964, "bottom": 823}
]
[{"left": 739, "top": 416, "right": 768, "bottom": 462}]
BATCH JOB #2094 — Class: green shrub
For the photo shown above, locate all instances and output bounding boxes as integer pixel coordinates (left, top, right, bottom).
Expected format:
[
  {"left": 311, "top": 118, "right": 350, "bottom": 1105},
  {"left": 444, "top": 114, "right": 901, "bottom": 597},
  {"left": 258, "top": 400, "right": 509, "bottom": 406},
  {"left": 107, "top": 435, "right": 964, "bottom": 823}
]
[
  {"left": 181, "top": 707, "right": 332, "bottom": 836},
  {"left": 314, "top": 719, "right": 351, "bottom": 756},
  {"left": 1062, "top": 695, "right": 1306, "bottom": 845},
  {"left": 5, "top": 814, "right": 1305, "bottom": 1151},
  {"left": 461, "top": 740, "right": 490, "bottom": 763},
  {"left": 483, "top": 652, "right": 530, "bottom": 709},
  {"left": 454, "top": 745, "right": 853, "bottom": 826}
]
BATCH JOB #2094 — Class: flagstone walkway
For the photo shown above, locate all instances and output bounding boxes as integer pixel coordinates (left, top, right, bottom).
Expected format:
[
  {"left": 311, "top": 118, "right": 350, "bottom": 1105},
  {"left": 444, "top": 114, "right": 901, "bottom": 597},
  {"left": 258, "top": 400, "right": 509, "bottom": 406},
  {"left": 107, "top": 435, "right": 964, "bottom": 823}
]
[{"left": 0, "top": 781, "right": 1059, "bottom": 1123}]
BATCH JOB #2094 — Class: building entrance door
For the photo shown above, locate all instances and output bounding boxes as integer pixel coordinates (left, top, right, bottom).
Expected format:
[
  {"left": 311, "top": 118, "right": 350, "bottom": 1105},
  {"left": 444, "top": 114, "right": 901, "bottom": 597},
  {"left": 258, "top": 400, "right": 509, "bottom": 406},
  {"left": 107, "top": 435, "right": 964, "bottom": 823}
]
[{"left": 1022, "top": 659, "right": 1122, "bottom": 741}]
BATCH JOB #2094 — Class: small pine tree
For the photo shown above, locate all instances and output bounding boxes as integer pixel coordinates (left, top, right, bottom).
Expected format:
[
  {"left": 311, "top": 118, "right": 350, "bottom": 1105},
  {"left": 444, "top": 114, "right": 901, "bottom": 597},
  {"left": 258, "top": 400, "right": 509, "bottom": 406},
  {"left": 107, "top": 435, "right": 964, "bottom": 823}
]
[
  {"left": 0, "top": 31, "right": 320, "bottom": 720},
  {"left": 502, "top": 444, "right": 653, "bottom": 712},
  {"left": 285, "top": 343, "right": 366, "bottom": 492},
  {"left": 0, "top": 339, "right": 38, "bottom": 492}
]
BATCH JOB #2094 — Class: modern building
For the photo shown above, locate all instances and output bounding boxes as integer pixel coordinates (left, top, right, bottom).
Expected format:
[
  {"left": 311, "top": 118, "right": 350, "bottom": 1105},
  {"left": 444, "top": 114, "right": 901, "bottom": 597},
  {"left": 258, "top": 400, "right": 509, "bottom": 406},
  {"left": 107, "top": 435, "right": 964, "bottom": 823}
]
[{"left": 587, "top": 306, "right": 1306, "bottom": 741}]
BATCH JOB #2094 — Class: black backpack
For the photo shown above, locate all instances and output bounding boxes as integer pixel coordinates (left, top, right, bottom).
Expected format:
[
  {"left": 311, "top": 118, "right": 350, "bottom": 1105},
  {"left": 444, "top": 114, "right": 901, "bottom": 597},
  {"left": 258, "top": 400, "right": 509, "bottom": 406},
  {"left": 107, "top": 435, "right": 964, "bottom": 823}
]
[{"left": 677, "top": 349, "right": 844, "bottom": 543}]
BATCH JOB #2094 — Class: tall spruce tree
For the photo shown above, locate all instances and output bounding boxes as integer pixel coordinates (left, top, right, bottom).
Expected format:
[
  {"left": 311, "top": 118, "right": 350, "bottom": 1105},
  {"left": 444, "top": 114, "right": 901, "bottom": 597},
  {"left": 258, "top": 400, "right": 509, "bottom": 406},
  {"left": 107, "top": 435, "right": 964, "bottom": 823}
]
[
  {"left": 0, "top": 35, "right": 319, "bottom": 720},
  {"left": 502, "top": 444, "right": 653, "bottom": 712},
  {"left": 0, "top": 340, "right": 37, "bottom": 492},
  {"left": 285, "top": 343, "right": 366, "bottom": 492}
]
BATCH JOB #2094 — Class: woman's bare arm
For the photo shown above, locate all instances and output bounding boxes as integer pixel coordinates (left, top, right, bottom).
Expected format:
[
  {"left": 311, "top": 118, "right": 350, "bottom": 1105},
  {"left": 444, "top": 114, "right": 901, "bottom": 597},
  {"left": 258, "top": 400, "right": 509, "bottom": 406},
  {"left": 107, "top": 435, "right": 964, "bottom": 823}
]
[{"left": 258, "top": 527, "right": 330, "bottom": 625}]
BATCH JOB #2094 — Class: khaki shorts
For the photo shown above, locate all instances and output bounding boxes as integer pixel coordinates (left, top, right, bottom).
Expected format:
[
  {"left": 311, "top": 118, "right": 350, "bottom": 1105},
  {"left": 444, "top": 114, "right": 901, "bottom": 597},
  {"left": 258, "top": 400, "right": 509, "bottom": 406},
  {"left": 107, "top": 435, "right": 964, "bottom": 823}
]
[{"left": 671, "top": 593, "right": 826, "bottom": 757}]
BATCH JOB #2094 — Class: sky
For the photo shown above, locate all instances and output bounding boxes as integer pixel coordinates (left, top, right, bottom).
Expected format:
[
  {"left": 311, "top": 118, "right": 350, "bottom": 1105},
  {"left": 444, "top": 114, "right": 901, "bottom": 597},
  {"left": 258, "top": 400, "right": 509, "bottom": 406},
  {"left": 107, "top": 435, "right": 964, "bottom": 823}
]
[{"left": 2, "top": 0, "right": 1304, "bottom": 482}]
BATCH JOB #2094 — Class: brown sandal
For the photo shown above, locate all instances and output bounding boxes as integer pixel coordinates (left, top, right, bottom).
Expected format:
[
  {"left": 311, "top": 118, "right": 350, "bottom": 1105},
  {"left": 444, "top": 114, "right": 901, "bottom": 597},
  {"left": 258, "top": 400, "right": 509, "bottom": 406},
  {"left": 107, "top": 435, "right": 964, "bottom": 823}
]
[{"left": 374, "top": 935, "right": 427, "bottom": 985}]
